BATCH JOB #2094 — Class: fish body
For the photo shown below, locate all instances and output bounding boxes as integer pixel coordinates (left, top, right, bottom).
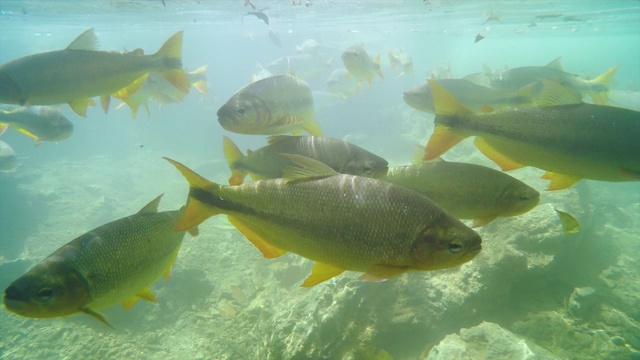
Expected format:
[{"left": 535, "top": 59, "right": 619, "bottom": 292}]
[
  {"left": 388, "top": 48, "right": 413, "bottom": 77},
  {"left": 403, "top": 78, "right": 535, "bottom": 113},
  {"left": 223, "top": 135, "right": 389, "bottom": 185},
  {"left": 385, "top": 159, "right": 540, "bottom": 227},
  {"left": 325, "top": 68, "right": 360, "bottom": 99},
  {"left": 0, "top": 140, "right": 17, "bottom": 171},
  {"left": 0, "top": 106, "right": 73, "bottom": 144},
  {"left": 267, "top": 54, "right": 333, "bottom": 80},
  {"left": 424, "top": 79, "right": 640, "bottom": 190},
  {"left": 490, "top": 58, "right": 618, "bottom": 104},
  {"left": 2, "top": 195, "right": 193, "bottom": 325},
  {"left": 165, "top": 156, "right": 481, "bottom": 287},
  {"left": 296, "top": 39, "right": 321, "bottom": 56},
  {"left": 217, "top": 74, "right": 322, "bottom": 135},
  {"left": 0, "top": 29, "right": 188, "bottom": 117},
  {"left": 341, "top": 44, "right": 383, "bottom": 84}
]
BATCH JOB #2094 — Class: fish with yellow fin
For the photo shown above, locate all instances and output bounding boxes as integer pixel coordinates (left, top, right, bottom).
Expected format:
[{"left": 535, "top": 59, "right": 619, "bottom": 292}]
[
  {"left": 342, "top": 44, "right": 384, "bottom": 85},
  {"left": 2, "top": 195, "right": 197, "bottom": 326},
  {"left": 0, "top": 106, "right": 73, "bottom": 144},
  {"left": 423, "top": 79, "right": 640, "bottom": 190},
  {"left": 165, "top": 155, "right": 481, "bottom": 287},
  {"left": 0, "top": 29, "right": 189, "bottom": 117}
]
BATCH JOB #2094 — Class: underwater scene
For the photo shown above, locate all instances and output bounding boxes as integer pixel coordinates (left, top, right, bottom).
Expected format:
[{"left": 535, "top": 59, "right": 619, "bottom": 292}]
[{"left": 1, "top": 0, "right": 639, "bottom": 359}]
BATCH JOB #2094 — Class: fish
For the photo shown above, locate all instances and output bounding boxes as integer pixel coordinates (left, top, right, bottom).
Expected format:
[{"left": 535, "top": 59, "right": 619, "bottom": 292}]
[
  {"left": 388, "top": 48, "right": 413, "bottom": 77},
  {"left": 384, "top": 158, "right": 540, "bottom": 227},
  {"left": 241, "top": 10, "right": 270, "bottom": 25},
  {"left": 423, "top": 79, "right": 640, "bottom": 190},
  {"left": 554, "top": 208, "right": 580, "bottom": 234},
  {"left": 2, "top": 195, "right": 197, "bottom": 326},
  {"left": 164, "top": 156, "right": 481, "bottom": 287},
  {"left": 325, "top": 68, "right": 360, "bottom": 99},
  {"left": 474, "top": 33, "right": 485, "bottom": 43},
  {"left": 295, "top": 39, "right": 321, "bottom": 56},
  {"left": 0, "top": 140, "right": 17, "bottom": 172},
  {"left": 402, "top": 78, "right": 535, "bottom": 114},
  {"left": 223, "top": 135, "right": 389, "bottom": 185},
  {"left": 341, "top": 44, "right": 384, "bottom": 84},
  {"left": 217, "top": 74, "right": 323, "bottom": 136},
  {"left": 489, "top": 58, "right": 618, "bottom": 104},
  {"left": 115, "top": 65, "right": 208, "bottom": 118},
  {"left": 0, "top": 106, "right": 73, "bottom": 144},
  {"left": 267, "top": 55, "right": 333, "bottom": 80},
  {"left": 268, "top": 28, "right": 282, "bottom": 48},
  {"left": 0, "top": 29, "right": 189, "bottom": 117}
]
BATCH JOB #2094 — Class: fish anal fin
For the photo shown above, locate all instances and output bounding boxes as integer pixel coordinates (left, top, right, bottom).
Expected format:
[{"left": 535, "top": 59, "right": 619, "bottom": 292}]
[
  {"left": 542, "top": 171, "right": 581, "bottom": 191},
  {"left": 474, "top": 137, "right": 524, "bottom": 171},
  {"left": 227, "top": 216, "right": 287, "bottom": 259},
  {"left": 13, "top": 126, "right": 39, "bottom": 142},
  {"left": 472, "top": 215, "right": 497, "bottom": 228},
  {"left": 423, "top": 125, "right": 468, "bottom": 161},
  {"left": 534, "top": 79, "right": 582, "bottom": 107},
  {"left": 361, "top": 264, "right": 408, "bottom": 282},
  {"left": 68, "top": 98, "right": 95, "bottom": 117},
  {"left": 82, "top": 308, "right": 112, "bottom": 328},
  {"left": 67, "top": 28, "right": 99, "bottom": 51},
  {"left": 301, "top": 262, "right": 345, "bottom": 287}
]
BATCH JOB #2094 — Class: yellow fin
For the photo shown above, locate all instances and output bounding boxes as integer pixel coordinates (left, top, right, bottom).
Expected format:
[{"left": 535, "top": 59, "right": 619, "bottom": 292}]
[
  {"left": 301, "top": 262, "right": 345, "bottom": 287},
  {"left": 0, "top": 123, "right": 9, "bottom": 136},
  {"left": 423, "top": 125, "right": 468, "bottom": 161},
  {"left": 189, "top": 65, "right": 209, "bottom": 94},
  {"left": 542, "top": 171, "right": 581, "bottom": 191},
  {"left": 222, "top": 136, "right": 247, "bottom": 185},
  {"left": 280, "top": 153, "right": 338, "bottom": 180},
  {"left": 302, "top": 119, "right": 323, "bottom": 136},
  {"left": 428, "top": 79, "right": 473, "bottom": 116},
  {"left": 472, "top": 215, "right": 497, "bottom": 228},
  {"left": 68, "top": 98, "right": 95, "bottom": 117},
  {"left": 137, "top": 194, "right": 163, "bottom": 215},
  {"left": 66, "top": 28, "right": 99, "bottom": 50},
  {"left": 13, "top": 126, "right": 39, "bottom": 142},
  {"left": 474, "top": 137, "right": 524, "bottom": 171},
  {"left": 589, "top": 65, "right": 619, "bottom": 105},
  {"left": 162, "top": 69, "right": 190, "bottom": 95},
  {"left": 227, "top": 216, "right": 287, "bottom": 259},
  {"left": 122, "top": 288, "right": 157, "bottom": 310},
  {"left": 361, "top": 264, "right": 408, "bottom": 282},
  {"left": 554, "top": 208, "right": 580, "bottom": 234},
  {"left": 113, "top": 75, "right": 148, "bottom": 102},
  {"left": 154, "top": 31, "right": 183, "bottom": 59},
  {"left": 187, "top": 226, "right": 199, "bottom": 237},
  {"left": 82, "top": 308, "right": 112, "bottom": 328},
  {"left": 534, "top": 79, "right": 582, "bottom": 107}
]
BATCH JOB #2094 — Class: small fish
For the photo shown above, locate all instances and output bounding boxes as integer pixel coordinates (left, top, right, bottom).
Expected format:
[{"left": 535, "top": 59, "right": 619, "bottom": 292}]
[
  {"left": 0, "top": 29, "right": 189, "bottom": 117},
  {"left": 251, "top": 63, "right": 274, "bottom": 82},
  {"left": 223, "top": 135, "right": 389, "bottom": 185},
  {"left": 0, "top": 140, "right": 17, "bottom": 172},
  {"left": 217, "top": 74, "right": 322, "bottom": 135},
  {"left": 341, "top": 44, "right": 384, "bottom": 84},
  {"left": 242, "top": 10, "right": 270, "bottom": 25},
  {"left": 384, "top": 158, "right": 540, "bottom": 227},
  {"left": 0, "top": 106, "right": 73, "bottom": 144},
  {"left": 267, "top": 55, "right": 333, "bottom": 80},
  {"left": 165, "top": 156, "right": 481, "bottom": 287},
  {"left": 423, "top": 79, "right": 640, "bottom": 190},
  {"left": 295, "top": 39, "right": 321, "bottom": 56},
  {"left": 388, "top": 48, "right": 413, "bottom": 77},
  {"left": 554, "top": 208, "right": 580, "bottom": 234},
  {"left": 2, "top": 195, "right": 198, "bottom": 326},
  {"left": 490, "top": 57, "right": 618, "bottom": 104},
  {"left": 325, "top": 68, "right": 360, "bottom": 99},
  {"left": 268, "top": 28, "right": 282, "bottom": 48},
  {"left": 474, "top": 33, "right": 485, "bottom": 43}
]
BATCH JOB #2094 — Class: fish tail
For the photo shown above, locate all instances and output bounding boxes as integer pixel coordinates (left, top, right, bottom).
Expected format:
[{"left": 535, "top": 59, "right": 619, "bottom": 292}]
[
  {"left": 0, "top": 122, "right": 8, "bottom": 136},
  {"left": 374, "top": 54, "right": 384, "bottom": 80},
  {"left": 154, "top": 31, "right": 190, "bottom": 94},
  {"left": 589, "top": 65, "right": 619, "bottom": 105},
  {"left": 190, "top": 65, "right": 208, "bottom": 94},
  {"left": 163, "top": 157, "right": 223, "bottom": 231},
  {"left": 222, "top": 136, "right": 248, "bottom": 185}
]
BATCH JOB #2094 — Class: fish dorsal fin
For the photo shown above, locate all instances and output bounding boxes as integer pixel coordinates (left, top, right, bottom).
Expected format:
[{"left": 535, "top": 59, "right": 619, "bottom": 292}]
[
  {"left": 266, "top": 135, "right": 295, "bottom": 145},
  {"left": 427, "top": 79, "right": 473, "bottom": 116},
  {"left": 67, "top": 28, "right": 99, "bottom": 51},
  {"left": 554, "top": 208, "right": 580, "bottom": 234},
  {"left": 137, "top": 194, "right": 164, "bottom": 215},
  {"left": 281, "top": 154, "right": 337, "bottom": 180},
  {"left": 534, "top": 79, "right": 582, "bottom": 107},
  {"left": 544, "top": 57, "right": 563, "bottom": 70}
]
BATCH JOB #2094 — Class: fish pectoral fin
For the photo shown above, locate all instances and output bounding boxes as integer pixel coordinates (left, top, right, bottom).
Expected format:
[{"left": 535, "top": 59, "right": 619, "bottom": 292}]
[
  {"left": 68, "top": 98, "right": 96, "bottom": 117},
  {"left": 12, "top": 126, "right": 39, "bottom": 142},
  {"left": 474, "top": 137, "right": 524, "bottom": 171},
  {"left": 301, "top": 262, "right": 345, "bottom": 287},
  {"left": 423, "top": 125, "right": 469, "bottom": 161},
  {"left": 227, "top": 215, "right": 287, "bottom": 259},
  {"left": 82, "top": 308, "right": 113, "bottom": 328},
  {"left": 100, "top": 95, "right": 111, "bottom": 113},
  {"left": 554, "top": 208, "right": 580, "bottom": 234},
  {"left": 542, "top": 171, "right": 581, "bottom": 191},
  {"left": 360, "top": 264, "right": 408, "bottom": 282},
  {"left": 281, "top": 154, "right": 338, "bottom": 181},
  {"left": 472, "top": 215, "right": 497, "bottom": 228}
]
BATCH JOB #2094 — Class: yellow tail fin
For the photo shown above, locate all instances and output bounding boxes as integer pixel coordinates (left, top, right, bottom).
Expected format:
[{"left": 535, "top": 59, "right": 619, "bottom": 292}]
[
  {"left": 589, "top": 65, "right": 619, "bottom": 105},
  {"left": 154, "top": 31, "right": 189, "bottom": 94},
  {"left": 222, "top": 136, "right": 248, "bottom": 185}
]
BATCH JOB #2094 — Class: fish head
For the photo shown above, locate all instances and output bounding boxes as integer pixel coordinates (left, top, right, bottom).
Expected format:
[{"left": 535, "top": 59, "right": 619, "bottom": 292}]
[
  {"left": 3, "top": 260, "right": 90, "bottom": 318},
  {"left": 410, "top": 218, "right": 482, "bottom": 270},
  {"left": 343, "top": 154, "right": 389, "bottom": 179},
  {"left": 403, "top": 84, "right": 433, "bottom": 112},
  {"left": 217, "top": 93, "right": 269, "bottom": 134},
  {"left": 40, "top": 107, "right": 74, "bottom": 141},
  {"left": 496, "top": 181, "right": 540, "bottom": 217},
  {"left": 341, "top": 46, "right": 368, "bottom": 74}
]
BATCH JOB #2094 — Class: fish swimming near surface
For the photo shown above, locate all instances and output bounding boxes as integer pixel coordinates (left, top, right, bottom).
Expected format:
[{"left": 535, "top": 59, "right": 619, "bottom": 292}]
[
  {"left": 241, "top": 9, "right": 270, "bottom": 25},
  {"left": 342, "top": 44, "right": 384, "bottom": 84},
  {"left": 402, "top": 78, "right": 535, "bottom": 114},
  {"left": 295, "top": 39, "right": 321, "bottom": 56},
  {"left": 0, "top": 106, "right": 73, "bottom": 144},
  {"left": 223, "top": 135, "right": 389, "bottom": 185},
  {"left": 325, "top": 68, "right": 360, "bottom": 99},
  {"left": 384, "top": 158, "right": 540, "bottom": 227},
  {"left": 489, "top": 57, "right": 618, "bottom": 104},
  {"left": 165, "top": 155, "right": 482, "bottom": 287},
  {"left": 0, "top": 140, "right": 17, "bottom": 172},
  {"left": 0, "top": 28, "right": 189, "bottom": 117},
  {"left": 2, "top": 195, "right": 197, "bottom": 326},
  {"left": 267, "top": 54, "right": 333, "bottom": 80},
  {"left": 423, "top": 79, "right": 640, "bottom": 190},
  {"left": 217, "top": 74, "right": 323, "bottom": 135}
]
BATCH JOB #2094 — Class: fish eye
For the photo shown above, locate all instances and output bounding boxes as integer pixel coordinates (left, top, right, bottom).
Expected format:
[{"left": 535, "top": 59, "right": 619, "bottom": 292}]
[
  {"left": 37, "top": 288, "right": 54, "bottom": 301},
  {"left": 236, "top": 107, "right": 246, "bottom": 115},
  {"left": 519, "top": 195, "right": 531, "bottom": 201},
  {"left": 448, "top": 240, "right": 463, "bottom": 253},
  {"left": 363, "top": 165, "right": 372, "bottom": 174}
]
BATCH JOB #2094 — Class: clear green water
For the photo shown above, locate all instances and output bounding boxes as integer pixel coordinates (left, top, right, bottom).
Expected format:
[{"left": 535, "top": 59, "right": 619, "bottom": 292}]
[{"left": 0, "top": 1, "right": 639, "bottom": 359}]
